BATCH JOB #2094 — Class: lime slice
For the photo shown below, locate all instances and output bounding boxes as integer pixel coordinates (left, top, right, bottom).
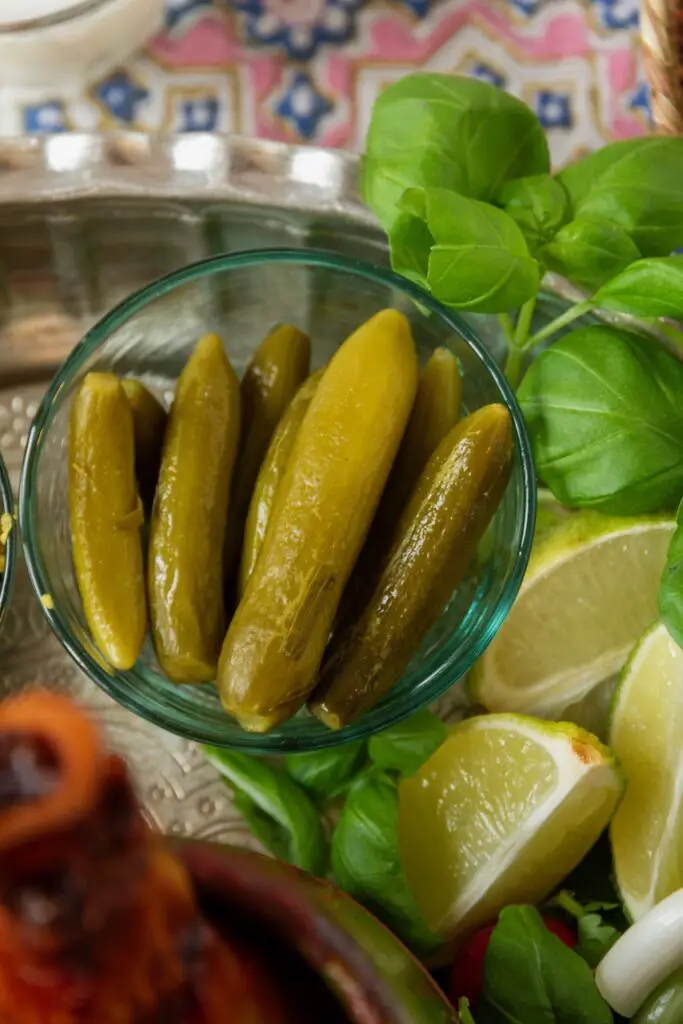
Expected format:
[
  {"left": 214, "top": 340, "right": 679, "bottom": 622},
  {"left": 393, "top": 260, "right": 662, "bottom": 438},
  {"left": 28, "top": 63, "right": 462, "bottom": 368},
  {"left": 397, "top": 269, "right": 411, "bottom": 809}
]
[
  {"left": 610, "top": 622, "right": 683, "bottom": 921},
  {"left": 470, "top": 513, "right": 674, "bottom": 720},
  {"left": 398, "top": 714, "right": 623, "bottom": 940}
]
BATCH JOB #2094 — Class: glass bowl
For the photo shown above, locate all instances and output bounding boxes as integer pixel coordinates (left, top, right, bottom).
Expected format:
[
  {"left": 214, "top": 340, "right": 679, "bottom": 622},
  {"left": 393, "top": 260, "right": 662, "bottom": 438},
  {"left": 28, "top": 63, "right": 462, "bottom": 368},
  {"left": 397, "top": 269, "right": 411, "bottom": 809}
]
[
  {"left": 20, "top": 249, "right": 536, "bottom": 753},
  {"left": 0, "top": 453, "right": 15, "bottom": 635}
]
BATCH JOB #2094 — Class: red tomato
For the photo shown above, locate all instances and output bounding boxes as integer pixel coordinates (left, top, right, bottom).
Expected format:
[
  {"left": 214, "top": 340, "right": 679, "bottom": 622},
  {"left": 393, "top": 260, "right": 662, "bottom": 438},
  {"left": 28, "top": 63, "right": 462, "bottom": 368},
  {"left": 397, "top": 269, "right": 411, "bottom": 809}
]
[{"left": 449, "top": 915, "right": 576, "bottom": 1009}]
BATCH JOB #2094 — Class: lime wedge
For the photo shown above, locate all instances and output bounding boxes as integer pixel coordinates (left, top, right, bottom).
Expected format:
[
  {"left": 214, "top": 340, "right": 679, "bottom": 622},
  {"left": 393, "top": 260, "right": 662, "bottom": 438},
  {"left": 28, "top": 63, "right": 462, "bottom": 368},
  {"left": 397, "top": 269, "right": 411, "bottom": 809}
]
[
  {"left": 399, "top": 714, "right": 623, "bottom": 940},
  {"left": 470, "top": 513, "right": 674, "bottom": 721},
  {"left": 611, "top": 622, "right": 683, "bottom": 921}
]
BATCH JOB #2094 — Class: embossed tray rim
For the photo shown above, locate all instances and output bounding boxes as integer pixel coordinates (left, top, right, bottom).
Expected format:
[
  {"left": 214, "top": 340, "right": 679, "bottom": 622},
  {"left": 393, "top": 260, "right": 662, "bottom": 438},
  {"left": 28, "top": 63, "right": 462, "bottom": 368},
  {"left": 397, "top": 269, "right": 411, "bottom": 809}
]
[{"left": 0, "top": 132, "right": 372, "bottom": 218}]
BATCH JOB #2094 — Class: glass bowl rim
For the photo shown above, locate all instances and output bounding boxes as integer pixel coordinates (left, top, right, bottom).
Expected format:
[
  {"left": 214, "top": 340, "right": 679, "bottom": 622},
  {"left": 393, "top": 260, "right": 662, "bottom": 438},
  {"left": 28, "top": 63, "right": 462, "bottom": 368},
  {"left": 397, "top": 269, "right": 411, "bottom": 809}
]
[
  {"left": 19, "top": 247, "right": 536, "bottom": 751},
  {"left": 0, "top": 453, "right": 15, "bottom": 633}
]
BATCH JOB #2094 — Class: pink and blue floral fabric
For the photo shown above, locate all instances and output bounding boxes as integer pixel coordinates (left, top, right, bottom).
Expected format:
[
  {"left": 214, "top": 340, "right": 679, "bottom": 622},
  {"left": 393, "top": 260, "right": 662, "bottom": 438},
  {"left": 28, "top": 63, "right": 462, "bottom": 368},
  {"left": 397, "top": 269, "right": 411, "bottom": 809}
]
[{"left": 21, "top": 0, "right": 649, "bottom": 168}]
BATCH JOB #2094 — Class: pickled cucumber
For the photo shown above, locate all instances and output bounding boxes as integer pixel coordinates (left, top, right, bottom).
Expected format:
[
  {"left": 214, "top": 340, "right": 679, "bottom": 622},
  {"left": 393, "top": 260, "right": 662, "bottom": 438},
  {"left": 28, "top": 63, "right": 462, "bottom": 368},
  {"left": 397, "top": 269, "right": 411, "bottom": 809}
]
[
  {"left": 311, "top": 404, "right": 513, "bottom": 729},
  {"left": 69, "top": 372, "right": 147, "bottom": 670},
  {"left": 385, "top": 346, "right": 462, "bottom": 516},
  {"left": 121, "top": 379, "right": 167, "bottom": 510},
  {"left": 149, "top": 333, "right": 240, "bottom": 683},
  {"left": 224, "top": 323, "right": 310, "bottom": 580},
  {"left": 218, "top": 309, "right": 419, "bottom": 732},
  {"left": 337, "top": 346, "right": 461, "bottom": 630},
  {"left": 239, "top": 368, "right": 323, "bottom": 597}
]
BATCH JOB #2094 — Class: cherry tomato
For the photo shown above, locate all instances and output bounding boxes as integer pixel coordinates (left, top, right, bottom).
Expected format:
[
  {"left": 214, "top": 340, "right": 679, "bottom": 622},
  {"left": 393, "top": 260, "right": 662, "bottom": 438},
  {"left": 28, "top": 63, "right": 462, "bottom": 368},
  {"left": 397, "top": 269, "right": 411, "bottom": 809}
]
[{"left": 449, "top": 914, "right": 576, "bottom": 1008}]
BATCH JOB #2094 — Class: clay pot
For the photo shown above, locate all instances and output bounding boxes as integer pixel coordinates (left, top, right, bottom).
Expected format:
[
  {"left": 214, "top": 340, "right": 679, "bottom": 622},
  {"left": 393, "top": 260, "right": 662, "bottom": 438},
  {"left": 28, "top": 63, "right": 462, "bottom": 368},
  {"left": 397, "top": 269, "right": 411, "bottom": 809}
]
[{"left": 178, "top": 841, "right": 457, "bottom": 1024}]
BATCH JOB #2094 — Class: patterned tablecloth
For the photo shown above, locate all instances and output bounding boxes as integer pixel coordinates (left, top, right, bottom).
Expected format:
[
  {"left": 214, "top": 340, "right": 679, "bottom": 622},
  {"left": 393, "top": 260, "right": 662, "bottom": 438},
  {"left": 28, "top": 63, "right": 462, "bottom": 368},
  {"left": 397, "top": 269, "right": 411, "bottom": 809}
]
[{"left": 12, "top": 0, "right": 649, "bottom": 167}]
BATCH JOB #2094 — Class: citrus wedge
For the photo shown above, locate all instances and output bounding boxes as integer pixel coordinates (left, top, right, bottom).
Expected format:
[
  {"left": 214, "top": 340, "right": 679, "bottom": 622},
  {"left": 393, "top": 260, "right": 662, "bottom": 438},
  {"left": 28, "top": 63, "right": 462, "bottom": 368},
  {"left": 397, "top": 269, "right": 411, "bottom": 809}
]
[
  {"left": 470, "top": 513, "right": 674, "bottom": 720},
  {"left": 611, "top": 621, "right": 683, "bottom": 921},
  {"left": 398, "top": 714, "right": 623, "bottom": 940}
]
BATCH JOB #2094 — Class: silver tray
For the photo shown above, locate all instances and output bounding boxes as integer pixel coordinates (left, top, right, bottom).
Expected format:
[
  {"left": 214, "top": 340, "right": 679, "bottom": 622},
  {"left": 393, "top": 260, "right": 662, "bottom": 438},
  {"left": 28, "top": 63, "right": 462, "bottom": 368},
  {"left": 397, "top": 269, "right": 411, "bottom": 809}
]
[{"left": 0, "top": 132, "right": 466, "bottom": 843}]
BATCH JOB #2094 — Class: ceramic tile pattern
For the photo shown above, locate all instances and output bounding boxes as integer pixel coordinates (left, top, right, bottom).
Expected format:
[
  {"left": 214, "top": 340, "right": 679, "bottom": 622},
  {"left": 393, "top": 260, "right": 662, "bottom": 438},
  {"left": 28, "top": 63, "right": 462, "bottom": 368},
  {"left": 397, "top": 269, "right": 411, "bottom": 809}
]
[{"left": 15, "top": 0, "right": 649, "bottom": 167}]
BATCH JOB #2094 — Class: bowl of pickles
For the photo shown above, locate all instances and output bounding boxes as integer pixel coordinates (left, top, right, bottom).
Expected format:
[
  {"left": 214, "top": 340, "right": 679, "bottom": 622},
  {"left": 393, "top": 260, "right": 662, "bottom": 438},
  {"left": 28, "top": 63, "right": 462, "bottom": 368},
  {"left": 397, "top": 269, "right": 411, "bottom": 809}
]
[
  {"left": 19, "top": 249, "right": 535, "bottom": 751},
  {"left": 0, "top": 453, "right": 14, "bottom": 634}
]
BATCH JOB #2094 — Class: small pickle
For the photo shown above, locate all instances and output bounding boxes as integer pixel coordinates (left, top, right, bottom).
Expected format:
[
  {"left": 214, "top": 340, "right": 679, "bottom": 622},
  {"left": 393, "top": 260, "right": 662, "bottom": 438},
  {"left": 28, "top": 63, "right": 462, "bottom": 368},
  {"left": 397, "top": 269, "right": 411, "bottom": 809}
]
[
  {"left": 385, "top": 346, "right": 462, "bottom": 516},
  {"left": 121, "top": 378, "right": 167, "bottom": 510},
  {"left": 219, "top": 309, "right": 419, "bottom": 733},
  {"left": 149, "top": 333, "right": 240, "bottom": 683},
  {"left": 224, "top": 323, "right": 310, "bottom": 580},
  {"left": 633, "top": 966, "right": 683, "bottom": 1022},
  {"left": 238, "top": 368, "right": 323, "bottom": 598},
  {"left": 311, "top": 404, "right": 513, "bottom": 729},
  {"left": 337, "top": 346, "right": 461, "bottom": 629},
  {"left": 69, "top": 372, "right": 147, "bottom": 670}
]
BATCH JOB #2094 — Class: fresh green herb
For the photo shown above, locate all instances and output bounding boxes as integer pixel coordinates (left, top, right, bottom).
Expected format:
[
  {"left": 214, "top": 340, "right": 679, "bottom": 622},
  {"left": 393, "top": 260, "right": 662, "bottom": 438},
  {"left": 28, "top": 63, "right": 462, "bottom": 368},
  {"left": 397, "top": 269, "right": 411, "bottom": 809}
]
[
  {"left": 574, "top": 914, "right": 621, "bottom": 969},
  {"left": 368, "top": 708, "right": 448, "bottom": 776},
  {"left": 497, "top": 174, "right": 568, "bottom": 253},
  {"left": 203, "top": 746, "right": 326, "bottom": 876},
  {"left": 593, "top": 256, "right": 683, "bottom": 318},
  {"left": 569, "top": 136, "right": 683, "bottom": 257},
  {"left": 363, "top": 73, "right": 549, "bottom": 232},
  {"left": 419, "top": 188, "right": 540, "bottom": 312},
  {"left": 388, "top": 212, "right": 433, "bottom": 290},
  {"left": 551, "top": 891, "right": 622, "bottom": 969},
  {"left": 330, "top": 768, "right": 440, "bottom": 955},
  {"left": 518, "top": 326, "right": 683, "bottom": 514},
  {"left": 459, "top": 998, "right": 477, "bottom": 1024},
  {"left": 542, "top": 216, "right": 640, "bottom": 290},
  {"left": 284, "top": 740, "right": 367, "bottom": 803},
  {"left": 659, "top": 498, "right": 683, "bottom": 648},
  {"left": 555, "top": 137, "right": 662, "bottom": 213},
  {"left": 478, "top": 906, "right": 613, "bottom": 1023}
]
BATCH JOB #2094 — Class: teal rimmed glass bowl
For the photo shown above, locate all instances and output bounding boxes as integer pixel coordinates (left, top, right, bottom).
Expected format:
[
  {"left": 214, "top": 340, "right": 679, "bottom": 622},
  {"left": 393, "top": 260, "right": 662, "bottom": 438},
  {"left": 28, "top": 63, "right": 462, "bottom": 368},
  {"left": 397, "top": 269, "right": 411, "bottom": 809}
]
[
  {"left": 19, "top": 250, "right": 536, "bottom": 752},
  {"left": 0, "top": 453, "right": 14, "bottom": 634}
]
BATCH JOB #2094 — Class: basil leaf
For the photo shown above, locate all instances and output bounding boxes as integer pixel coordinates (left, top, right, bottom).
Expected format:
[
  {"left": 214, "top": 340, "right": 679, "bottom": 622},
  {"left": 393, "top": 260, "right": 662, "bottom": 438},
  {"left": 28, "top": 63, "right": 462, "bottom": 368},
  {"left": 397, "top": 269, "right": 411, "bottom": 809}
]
[
  {"left": 388, "top": 211, "right": 433, "bottom": 290},
  {"left": 574, "top": 913, "right": 621, "bottom": 969},
  {"left": 204, "top": 747, "right": 327, "bottom": 876},
  {"left": 594, "top": 256, "right": 683, "bottom": 318},
  {"left": 542, "top": 216, "right": 640, "bottom": 290},
  {"left": 368, "top": 709, "right": 448, "bottom": 776},
  {"left": 497, "top": 174, "right": 568, "bottom": 251},
  {"left": 418, "top": 188, "right": 540, "bottom": 312},
  {"left": 459, "top": 998, "right": 477, "bottom": 1024},
  {"left": 330, "top": 769, "right": 441, "bottom": 955},
  {"left": 556, "top": 138, "right": 658, "bottom": 212},
  {"left": 572, "top": 136, "right": 683, "bottom": 256},
  {"left": 232, "top": 791, "right": 292, "bottom": 863},
  {"left": 285, "top": 740, "right": 367, "bottom": 803},
  {"left": 478, "top": 906, "right": 613, "bottom": 1024},
  {"left": 518, "top": 325, "right": 683, "bottom": 514},
  {"left": 363, "top": 72, "right": 549, "bottom": 231},
  {"left": 659, "top": 498, "right": 683, "bottom": 648}
]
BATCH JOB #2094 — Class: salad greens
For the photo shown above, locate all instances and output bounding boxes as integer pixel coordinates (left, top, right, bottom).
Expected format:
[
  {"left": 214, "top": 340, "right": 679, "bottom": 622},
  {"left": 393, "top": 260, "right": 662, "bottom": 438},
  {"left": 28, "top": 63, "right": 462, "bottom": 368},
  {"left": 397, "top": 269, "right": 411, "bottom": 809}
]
[
  {"left": 331, "top": 768, "right": 440, "bottom": 956},
  {"left": 367, "top": 707, "right": 448, "bottom": 775},
  {"left": 203, "top": 709, "right": 447, "bottom": 953},
  {"left": 284, "top": 740, "right": 367, "bottom": 802},
  {"left": 203, "top": 746, "right": 326, "bottom": 875},
  {"left": 477, "top": 907, "right": 613, "bottom": 1023}
]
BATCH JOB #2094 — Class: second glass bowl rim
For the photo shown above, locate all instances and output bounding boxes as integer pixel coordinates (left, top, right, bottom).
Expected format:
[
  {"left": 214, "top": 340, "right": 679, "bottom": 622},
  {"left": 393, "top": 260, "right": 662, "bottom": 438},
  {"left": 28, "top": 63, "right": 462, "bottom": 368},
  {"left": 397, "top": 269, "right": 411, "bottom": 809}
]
[{"left": 19, "top": 247, "right": 536, "bottom": 749}]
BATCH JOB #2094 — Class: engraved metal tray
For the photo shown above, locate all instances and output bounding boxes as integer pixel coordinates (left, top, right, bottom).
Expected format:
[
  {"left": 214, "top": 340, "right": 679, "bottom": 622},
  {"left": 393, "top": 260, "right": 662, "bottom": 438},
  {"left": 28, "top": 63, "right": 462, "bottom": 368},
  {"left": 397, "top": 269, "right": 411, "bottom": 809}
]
[{"left": 0, "top": 132, "right": 467, "bottom": 844}]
